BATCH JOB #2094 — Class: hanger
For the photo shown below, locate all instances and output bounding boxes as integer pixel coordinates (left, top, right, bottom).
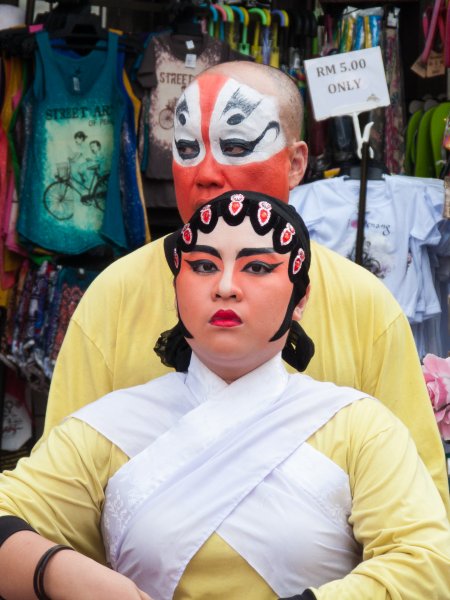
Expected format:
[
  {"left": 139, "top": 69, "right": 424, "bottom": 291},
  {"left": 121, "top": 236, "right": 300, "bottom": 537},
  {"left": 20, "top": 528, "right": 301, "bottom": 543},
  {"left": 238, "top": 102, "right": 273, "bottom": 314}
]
[
  {"left": 235, "top": 7, "right": 250, "bottom": 55},
  {"left": 213, "top": 4, "right": 227, "bottom": 41},
  {"left": 170, "top": 3, "right": 205, "bottom": 39},
  {"left": 34, "top": 2, "right": 142, "bottom": 56},
  {"left": 45, "top": 10, "right": 104, "bottom": 40},
  {"left": 338, "top": 114, "right": 388, "bottom": 180}
]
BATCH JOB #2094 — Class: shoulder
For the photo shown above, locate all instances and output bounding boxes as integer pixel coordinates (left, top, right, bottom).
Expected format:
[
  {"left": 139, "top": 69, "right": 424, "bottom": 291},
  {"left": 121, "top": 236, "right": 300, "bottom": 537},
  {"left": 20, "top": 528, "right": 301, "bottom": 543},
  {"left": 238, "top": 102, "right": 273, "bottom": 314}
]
[
  {"left": 310, "top": 397, "right": 413, "bottom": 474},
  {"left": 309, "top": 240, "right": 404, "bottom": 320},
  {"left": 336, "top": 397, "right": 406, "bottom": 438},
  {"left": 71, "top": 237, "right": 171, "bottom": 320},
  {"left": 71, "top": 372, "right": 191, "bottom": 457},
  {"left": 93, "top": 237, "right": 168, "bottom": 286}
]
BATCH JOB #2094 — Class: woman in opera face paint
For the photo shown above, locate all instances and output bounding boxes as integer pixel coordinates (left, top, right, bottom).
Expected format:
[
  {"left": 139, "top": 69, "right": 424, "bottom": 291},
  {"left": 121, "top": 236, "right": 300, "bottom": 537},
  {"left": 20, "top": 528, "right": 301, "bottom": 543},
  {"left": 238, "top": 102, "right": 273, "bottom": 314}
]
[
  {"left": 172, "top": 72, "right": 301, "bottom": 222},
  {"left": 159, "top": 190, "right": 314, "bottom": 383},
  {"left": 176, "top": 216, "right": 297, "bottom": 382}
]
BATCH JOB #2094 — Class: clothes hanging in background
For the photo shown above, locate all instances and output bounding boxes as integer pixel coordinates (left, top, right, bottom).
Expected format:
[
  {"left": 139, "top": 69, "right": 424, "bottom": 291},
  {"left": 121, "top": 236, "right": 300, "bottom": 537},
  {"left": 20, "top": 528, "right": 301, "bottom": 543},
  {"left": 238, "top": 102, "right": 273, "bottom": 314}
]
[
  {"left": 17, "top": 30, "right": 134, "bottom": 254},
  {"left": 0, "top": 5, "right": 25, "bottom": 31},
  {"left": 0, "top": 53, "right": 25, "bottom": 308},
  {"left": 8, "top": 25, "right": 149, "bottom": 256},
  {"left": 0, "top": 21, "right": 150, "bottom": 400},
  {"left": 383, "top": 22, "right": 406, "bottom": 174},
  {"left": 0, "top": 259, "right": 100, "bottom": 389},
  {"left": 289, "top": 175, "right": 448, "bottom": 357}
]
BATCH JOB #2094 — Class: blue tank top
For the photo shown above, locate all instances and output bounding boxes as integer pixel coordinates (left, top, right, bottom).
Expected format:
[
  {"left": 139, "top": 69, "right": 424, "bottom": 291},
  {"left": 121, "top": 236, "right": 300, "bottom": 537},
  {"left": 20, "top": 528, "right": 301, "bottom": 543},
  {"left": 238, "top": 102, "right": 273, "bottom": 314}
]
[{"left": 18, "top": 31, "right": 128, "bottom": 254}]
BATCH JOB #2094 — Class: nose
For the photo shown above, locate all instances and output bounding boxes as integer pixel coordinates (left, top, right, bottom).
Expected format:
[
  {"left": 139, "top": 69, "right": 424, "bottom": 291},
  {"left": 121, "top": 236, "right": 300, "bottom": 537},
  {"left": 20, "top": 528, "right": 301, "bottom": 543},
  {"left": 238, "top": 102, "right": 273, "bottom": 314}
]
[
  {"left": 195, "top": 151, "right": 226, "bottom": 189},
  {"left": 214, "top": 266, "right": 242, "bottom": 301}
]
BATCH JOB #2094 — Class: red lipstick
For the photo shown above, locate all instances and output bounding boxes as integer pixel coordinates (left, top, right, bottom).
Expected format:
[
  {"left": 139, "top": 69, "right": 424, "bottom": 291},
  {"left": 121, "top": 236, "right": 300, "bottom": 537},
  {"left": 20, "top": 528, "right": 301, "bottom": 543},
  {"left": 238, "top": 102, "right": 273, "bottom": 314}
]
[{"left": 210, "top": 309, "right": 242, "bottom": 327}]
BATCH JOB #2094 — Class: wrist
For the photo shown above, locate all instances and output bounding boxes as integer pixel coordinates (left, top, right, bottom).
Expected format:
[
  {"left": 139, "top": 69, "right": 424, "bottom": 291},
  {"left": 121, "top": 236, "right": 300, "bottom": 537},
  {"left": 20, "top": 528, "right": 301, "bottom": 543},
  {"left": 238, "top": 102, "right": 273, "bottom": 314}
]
[{"left": 34, "top": 545, "right": 74, "bottom": 600}]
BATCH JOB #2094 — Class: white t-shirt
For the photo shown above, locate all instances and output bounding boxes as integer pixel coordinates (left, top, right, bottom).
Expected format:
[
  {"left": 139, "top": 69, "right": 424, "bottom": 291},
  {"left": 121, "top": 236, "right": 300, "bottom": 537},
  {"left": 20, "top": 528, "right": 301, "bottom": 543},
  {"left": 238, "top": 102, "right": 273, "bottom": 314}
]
[{"left": 289, "top": 175, "right": 444, "bottom": 323}]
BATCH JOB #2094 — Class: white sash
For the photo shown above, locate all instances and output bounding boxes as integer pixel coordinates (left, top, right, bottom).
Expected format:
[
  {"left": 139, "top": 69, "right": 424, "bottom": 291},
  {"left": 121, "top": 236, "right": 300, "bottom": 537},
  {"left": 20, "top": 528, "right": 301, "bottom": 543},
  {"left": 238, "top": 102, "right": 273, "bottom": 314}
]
[
  {"left": 74, "top": 354, "right": 366, "bottom": 599},
  {"left": 216, "top": 442, "right": 361, "bottom": 596}
]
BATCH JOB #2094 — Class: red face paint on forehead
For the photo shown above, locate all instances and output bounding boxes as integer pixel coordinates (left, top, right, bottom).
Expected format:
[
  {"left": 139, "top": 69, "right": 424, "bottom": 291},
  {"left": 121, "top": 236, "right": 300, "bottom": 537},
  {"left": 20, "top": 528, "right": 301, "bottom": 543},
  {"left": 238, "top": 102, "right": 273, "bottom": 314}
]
[
  {"left": 173, "top": 74, "right": 291, "bottom": 223},
  {"left": 197, "top": 73, "right": 228, "bottom": 147}
]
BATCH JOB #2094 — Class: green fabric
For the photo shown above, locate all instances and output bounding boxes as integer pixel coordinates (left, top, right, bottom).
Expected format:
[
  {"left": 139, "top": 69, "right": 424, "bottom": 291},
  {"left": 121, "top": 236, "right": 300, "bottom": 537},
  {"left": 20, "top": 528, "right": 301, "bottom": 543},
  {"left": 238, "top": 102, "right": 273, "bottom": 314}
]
[
  {"left": 430, "top": 102, "right": 450, "bottom": 178},
  {"left": 404, "top": 109, "right": 423, "bottom": 175},
  {"left": 414, "top": 107, "right": 436, "bottom": 178}
]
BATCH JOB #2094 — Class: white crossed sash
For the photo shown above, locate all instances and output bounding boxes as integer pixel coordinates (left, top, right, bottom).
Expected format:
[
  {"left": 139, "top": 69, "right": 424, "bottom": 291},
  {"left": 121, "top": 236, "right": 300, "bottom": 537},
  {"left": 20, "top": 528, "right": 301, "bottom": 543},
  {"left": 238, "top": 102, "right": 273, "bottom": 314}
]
[{"left": 75, "top": 354, "right": 365, "bottom": 599}]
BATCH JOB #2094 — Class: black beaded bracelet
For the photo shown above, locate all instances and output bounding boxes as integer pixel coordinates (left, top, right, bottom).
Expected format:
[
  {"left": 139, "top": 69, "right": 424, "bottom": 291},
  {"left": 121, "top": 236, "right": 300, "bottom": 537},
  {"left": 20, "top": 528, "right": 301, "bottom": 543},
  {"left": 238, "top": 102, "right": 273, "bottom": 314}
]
[{"left": 33, "top": 544, "right": 74, "bottom": 600}]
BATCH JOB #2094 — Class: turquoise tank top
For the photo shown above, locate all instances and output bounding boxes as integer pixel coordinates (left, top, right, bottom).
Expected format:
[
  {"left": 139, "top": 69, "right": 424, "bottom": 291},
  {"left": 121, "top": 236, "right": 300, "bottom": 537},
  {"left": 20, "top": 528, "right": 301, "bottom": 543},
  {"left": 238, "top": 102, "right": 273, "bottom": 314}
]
[{"left": 18, "top": 31, "right": 128, "bottom": 254}]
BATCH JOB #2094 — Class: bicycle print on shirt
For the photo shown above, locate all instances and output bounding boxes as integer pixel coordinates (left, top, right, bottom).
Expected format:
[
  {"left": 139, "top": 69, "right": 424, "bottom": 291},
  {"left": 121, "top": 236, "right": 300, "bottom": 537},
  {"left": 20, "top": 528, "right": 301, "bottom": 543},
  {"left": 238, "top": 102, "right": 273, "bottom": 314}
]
[{"left": 43, "top": 106, "right": 113, "bottom": 224}]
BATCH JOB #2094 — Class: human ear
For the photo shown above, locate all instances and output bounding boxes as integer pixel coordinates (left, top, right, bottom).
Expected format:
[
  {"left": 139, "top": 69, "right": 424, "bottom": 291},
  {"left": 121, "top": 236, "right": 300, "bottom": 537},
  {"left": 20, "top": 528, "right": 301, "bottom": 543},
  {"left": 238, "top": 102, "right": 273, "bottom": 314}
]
[
  {"left": 288, "top": 141, "right": 308, "bottom": 190},
  {"left": 292, "top": 284, "right": 311, "bottom": 321}
]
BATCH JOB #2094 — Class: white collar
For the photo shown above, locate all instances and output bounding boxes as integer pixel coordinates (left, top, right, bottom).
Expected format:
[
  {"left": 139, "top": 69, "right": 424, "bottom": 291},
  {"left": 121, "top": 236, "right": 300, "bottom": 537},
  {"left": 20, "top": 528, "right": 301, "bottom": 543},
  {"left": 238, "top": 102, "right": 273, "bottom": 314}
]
[{"left": 185, "top": 352, "right": 290, "bottom": 410}]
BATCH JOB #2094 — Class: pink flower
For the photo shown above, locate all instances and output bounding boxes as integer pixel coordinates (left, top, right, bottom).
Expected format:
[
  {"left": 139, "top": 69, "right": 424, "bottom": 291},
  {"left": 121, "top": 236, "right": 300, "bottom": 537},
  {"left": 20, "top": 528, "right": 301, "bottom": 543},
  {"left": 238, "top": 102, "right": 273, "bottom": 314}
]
[{"left": 422, "top": 354, "right": 450, "bottom": 440}]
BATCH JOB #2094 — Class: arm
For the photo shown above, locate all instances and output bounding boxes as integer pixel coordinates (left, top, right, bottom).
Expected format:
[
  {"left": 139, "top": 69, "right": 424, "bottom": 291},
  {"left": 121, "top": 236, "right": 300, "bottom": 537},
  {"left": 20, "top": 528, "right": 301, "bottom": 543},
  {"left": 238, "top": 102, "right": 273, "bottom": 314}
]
[
  {"left": 0, "top": 417, "right": 154, "bottom": 597},
  {"left": 366, "top": 310, "right": 450, "bottom": 516},
  {"left": 0, "top": 418, "right": 127, "bottom": 563},
  {"left": 0, "top": 530, "right": 152, "bottom": 599},
  {"left": 310, "top": 400, "right": 450, "bottom": 599},
  {"left": 0, "top": 419, "right": 153, "bottom": 598},
  {"left": 42, "top": 317, "right": 114, "bottom": 437},
  {"left": 304, "top": 242, "right": 449, "bottom": 516}
]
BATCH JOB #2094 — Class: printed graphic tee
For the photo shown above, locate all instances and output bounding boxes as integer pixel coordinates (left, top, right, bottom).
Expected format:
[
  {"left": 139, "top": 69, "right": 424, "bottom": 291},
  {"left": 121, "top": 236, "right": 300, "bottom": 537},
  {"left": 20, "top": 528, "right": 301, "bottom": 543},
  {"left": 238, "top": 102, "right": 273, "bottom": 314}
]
[
  {"left": 17, "top": 31, "right": 128, "bottom": 254},
  {"left": 289, "top": 175, "right": 444, "bottom": 323}
]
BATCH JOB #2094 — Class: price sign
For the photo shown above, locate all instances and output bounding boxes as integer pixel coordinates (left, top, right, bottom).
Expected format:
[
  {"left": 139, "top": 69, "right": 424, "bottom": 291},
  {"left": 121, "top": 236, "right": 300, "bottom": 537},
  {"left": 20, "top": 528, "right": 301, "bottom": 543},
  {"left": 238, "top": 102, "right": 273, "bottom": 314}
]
[{"left": 304, "top": 47, "right": 390, "bottom": 121}]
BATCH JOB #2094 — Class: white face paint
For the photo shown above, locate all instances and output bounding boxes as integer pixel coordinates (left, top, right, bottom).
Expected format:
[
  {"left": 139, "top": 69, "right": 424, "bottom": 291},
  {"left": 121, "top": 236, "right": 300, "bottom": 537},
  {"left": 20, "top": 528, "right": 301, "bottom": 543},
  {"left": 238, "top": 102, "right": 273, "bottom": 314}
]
[
  {"left": 172, "top": 77, "right": 286, "bottom": 168},
  {"left": 172, "top": 81, "right": 205, "bottom": 167},
  {"left": 209, "top": 78, "right": 286, "bottom": 166}
]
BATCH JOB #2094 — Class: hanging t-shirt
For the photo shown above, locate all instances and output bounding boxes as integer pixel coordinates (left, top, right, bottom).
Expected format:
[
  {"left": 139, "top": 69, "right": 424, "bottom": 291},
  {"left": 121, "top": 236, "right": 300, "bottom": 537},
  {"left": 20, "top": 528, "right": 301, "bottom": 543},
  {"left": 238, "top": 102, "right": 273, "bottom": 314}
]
[
  {"left": 17, "top": 31, "right": 128, "bottom": 254},
  {"left": 0, "top": 55, "right": 24, "bottom": 303},
  {"left": 289, "top": 175, "right": 444, "bottom": 323},
  {"left": 117, "top": 53, "right": 149, "bottom": 249},
  {"left": 137, "top": 32, "right": 251, "bottom": 209}
]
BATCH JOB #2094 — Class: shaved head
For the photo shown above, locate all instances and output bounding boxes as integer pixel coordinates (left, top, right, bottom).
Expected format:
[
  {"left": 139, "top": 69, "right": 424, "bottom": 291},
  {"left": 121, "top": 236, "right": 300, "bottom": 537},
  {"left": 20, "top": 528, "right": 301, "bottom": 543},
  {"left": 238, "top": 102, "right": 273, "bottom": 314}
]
[
  {"left": 172, "top": 62, "right": 308, "bottom": 221},
  {"left": 199, "top": 61, "right": 304, "bottom": 143}
]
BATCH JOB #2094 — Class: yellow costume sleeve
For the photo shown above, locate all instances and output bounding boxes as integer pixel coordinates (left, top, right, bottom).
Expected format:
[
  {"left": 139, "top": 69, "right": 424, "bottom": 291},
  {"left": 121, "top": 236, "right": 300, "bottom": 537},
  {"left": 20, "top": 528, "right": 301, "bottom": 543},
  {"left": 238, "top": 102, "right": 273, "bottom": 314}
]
[
  {"left": 310, "top": 400, "right": 450, "bottom": 599},
  {"left": 303, "top": 242, "right": 449, "bottom": 516},
  {"left": 0, "top": 419, "right": 127, "bottom": 564}
]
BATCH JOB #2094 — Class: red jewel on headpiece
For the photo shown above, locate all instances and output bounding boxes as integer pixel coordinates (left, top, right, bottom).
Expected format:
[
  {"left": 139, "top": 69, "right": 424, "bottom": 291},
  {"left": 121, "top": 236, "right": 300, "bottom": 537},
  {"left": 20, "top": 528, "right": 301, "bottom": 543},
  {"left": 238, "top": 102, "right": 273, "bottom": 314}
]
[
  {"left": 280, "top": 223, "right": 295, "bottom": 246},
  {"left": 257, "top": 201, "right": 272, "bottom": 226},
  {"left": 173, "top": 248, "right": 179, "bottom": 269},
  {"left": 229, "top": 193, "right": 245, "bottom": 216},
  {"left": 293, "top": 248, "right": 306, "bottom": 275},
  {"left": 182, "top": 223, "right": 193, "bottom": 244},
  {"left": 200, "top": 205, "right": 212, "bottom": 225}
]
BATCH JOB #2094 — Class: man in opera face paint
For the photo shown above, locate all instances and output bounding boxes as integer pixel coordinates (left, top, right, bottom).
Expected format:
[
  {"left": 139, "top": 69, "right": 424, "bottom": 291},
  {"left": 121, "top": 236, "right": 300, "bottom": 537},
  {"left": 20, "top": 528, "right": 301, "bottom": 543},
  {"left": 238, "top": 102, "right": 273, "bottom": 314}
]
[{"left": 172, "top": 61, "right": 308, "bottom": 223}]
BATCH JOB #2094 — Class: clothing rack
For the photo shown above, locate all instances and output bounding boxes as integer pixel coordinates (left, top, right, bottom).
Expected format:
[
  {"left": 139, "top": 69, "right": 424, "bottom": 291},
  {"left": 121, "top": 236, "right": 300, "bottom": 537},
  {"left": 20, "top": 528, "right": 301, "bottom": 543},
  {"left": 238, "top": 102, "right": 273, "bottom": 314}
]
[
  {"left": 355, "top": 139, "right": 370, "bottom": 265},
  {"left": 24, "top": 0, "right": 167, "bottom": 27}
]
